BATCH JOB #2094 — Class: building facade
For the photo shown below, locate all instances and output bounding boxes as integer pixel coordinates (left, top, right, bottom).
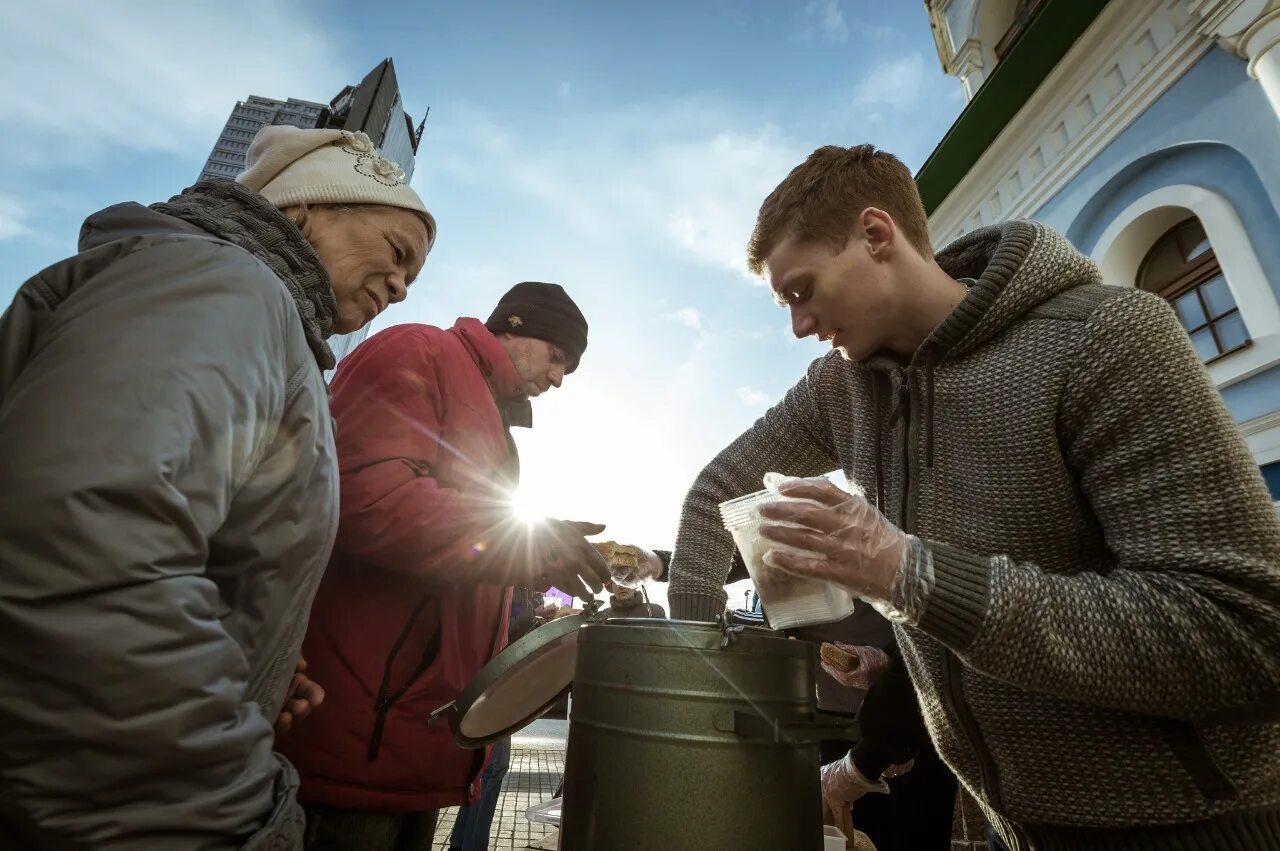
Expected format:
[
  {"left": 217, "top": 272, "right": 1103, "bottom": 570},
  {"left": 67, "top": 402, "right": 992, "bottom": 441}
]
[
  {"left": 920, "top": 0, "right": 1280, "bottom": 504},
  {"left": 198, "top": 59, "right": 424, "bottom": 363},
  {"left": 323, "top": 59, "right": 420, "bottom": 184},
  {"left": 198, "top": 97, "right": 326, "bottom": 183}
]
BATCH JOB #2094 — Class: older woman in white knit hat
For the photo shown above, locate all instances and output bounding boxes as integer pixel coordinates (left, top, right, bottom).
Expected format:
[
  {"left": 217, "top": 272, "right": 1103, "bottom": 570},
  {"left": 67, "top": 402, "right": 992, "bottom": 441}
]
[{"left": 0, "top": 126, "right": 434, "bottom": 850}]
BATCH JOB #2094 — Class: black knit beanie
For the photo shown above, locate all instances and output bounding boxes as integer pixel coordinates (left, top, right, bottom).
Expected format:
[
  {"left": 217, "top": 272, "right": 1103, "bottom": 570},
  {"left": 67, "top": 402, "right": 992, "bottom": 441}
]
[{"left": 484, "top": 282, "right": 588, "bottom": 373}]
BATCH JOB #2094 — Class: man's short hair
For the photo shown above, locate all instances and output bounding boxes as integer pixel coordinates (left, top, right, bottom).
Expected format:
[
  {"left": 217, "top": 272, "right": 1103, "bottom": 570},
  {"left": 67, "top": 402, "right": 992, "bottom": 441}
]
[{"left": 747, "top": 144, "right": 933, "bottom": 275}]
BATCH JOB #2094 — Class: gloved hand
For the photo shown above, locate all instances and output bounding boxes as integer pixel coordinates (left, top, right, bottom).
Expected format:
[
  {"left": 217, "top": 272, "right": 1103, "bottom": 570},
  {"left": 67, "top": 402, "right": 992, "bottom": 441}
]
[
  {"left": 883, "top": 759, "right": 915, "bottom": 779},
  {"left": 820, "top": 642, "right": 891, "bottom": 690},
  {"left": 757, "top": 476, "right": 932, "bottom": 624},
  {"left": 593, "top": 541, "right": 664, "bottom": 588},
  {"left": 822, "top": 752, "right": 889, "bottom": 809}
]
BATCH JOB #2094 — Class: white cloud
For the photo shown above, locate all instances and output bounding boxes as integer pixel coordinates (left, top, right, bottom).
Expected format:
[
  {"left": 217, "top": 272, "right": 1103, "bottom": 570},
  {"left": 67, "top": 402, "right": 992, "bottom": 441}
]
[
  {"left": 0, "top": 196, "right": 31, "bottom": 241},
  {"left": 433, "top": 111, "right": 612, "bottom": 240},
  {"left": 853, "top": 53, "right": 925, "bottom": 108},
  {"left": 435, "top": 101, "right": 801, "bottom": 282},
  {"left": 558, "top": 81, "right": 572, "bottom": 99},
  {"left": 796, "top": 0, "right": 849, "bottom": 44},
  {"left": 736, "top": 386, "right": 771, "bottom": 406},
  {"left": 0, "top": 1, "right": 349, "bottom": 166},
  {"left": 670, "top": 307, "right": 704, "bottom": 333},
  {"left": 620, "top": 126, "right": 799, "bottom": 281}
]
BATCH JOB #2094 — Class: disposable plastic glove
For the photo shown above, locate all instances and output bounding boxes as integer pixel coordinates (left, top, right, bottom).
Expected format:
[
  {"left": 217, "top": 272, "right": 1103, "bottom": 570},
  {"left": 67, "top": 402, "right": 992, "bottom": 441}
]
[
  {"left": 822, "top": 752, "right": 889, "bottom": 808},
  {"left": 757, "top": 476, "right": 934, "bottom": 624},
  {"left": 883, "top": 759, "right": 915, "bottom": 779},
  {"left": 592, "top": 541, "right": 663, "bottom": 588},
  {"left": 820, "top": 642, "right": 891, "bottom": 691}
]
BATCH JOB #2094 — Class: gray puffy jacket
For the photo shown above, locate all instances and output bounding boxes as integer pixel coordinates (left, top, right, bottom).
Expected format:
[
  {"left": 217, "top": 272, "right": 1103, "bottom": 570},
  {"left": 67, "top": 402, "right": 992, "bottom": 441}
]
[{"left": 0, "top": 181, "right": 339, "bottom": 849}]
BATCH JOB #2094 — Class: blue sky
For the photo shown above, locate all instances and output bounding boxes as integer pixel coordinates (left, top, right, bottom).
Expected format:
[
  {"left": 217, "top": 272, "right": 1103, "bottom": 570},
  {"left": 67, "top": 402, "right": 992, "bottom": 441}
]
[{"left": 0, "top": 0, "right": 965, "bottom": 604}]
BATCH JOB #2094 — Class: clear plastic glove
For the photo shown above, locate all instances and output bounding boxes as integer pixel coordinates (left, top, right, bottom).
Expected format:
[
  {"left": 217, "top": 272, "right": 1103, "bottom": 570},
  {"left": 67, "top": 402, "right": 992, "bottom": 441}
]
[
  {"left": 592, "top": 541, "right": 663, "bottom": 588},
  {"left": 883, "top": 759, "right": 915, "bottom": 779},
  {"left": 822, "top": 752, "right": 889, "bottom": 808},
  {"left": 756, "top": 476, "right": 934, "bottom": 625},
  {"left": 820, "top": 642, "right": 891, "bottom": 691}
]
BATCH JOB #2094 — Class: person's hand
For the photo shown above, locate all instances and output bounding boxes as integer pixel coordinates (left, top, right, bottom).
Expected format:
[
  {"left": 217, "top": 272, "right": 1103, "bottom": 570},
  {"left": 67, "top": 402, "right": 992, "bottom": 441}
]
[
  {"left": 562, "top": 520, "right": 606, "bottom": 536},
  {"left": 532, "top": 519, "right": 610, "bottom": 600},
  {"left": 820, "top": 642, "right": 891, "bottom": 690},
  {"left": 637, "top": 548, "right": 663, "bottom": 582},
  {"left": 593, "top": 541, "right": 663, "bottom": 587},
  {"left": 883, "top": 759, "right": 914, "bottom": 779},
  {"left": 275, "top": 658, "right": 324, "bottom": 736},
  {"left": 488, "top": 519, "right": 610, "bottom": 600},
  {"left": 821, "top": 752, "right": 889, "bottom": 809},
  {"left": 756, "top": 477, "right": 908, "bottom": 602}
]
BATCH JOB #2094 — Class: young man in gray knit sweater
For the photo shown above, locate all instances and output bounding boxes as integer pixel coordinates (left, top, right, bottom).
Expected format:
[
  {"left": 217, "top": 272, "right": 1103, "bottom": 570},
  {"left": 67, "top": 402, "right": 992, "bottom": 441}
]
[{"left": 665, "top": 145, "right": 1280, "bottom": 851}]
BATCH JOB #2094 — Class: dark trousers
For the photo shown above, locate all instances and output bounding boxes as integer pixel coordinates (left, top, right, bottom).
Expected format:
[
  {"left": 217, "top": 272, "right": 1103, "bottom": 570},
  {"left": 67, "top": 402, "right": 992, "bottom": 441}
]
[
  {"left": 303, "top": 804, "right": 439, "bottom": 851},
  {"left": 450, "top": 735, "right": 512, "bottom": 851},
  {"left": 820, "top": 734, "right": 957, "bottom": 851}
]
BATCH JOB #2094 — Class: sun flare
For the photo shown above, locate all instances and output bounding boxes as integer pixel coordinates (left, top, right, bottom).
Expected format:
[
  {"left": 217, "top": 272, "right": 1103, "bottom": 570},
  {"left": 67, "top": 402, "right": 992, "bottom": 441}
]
[{"left": 509, "top": 489, "right": 547, "bottom": 526}]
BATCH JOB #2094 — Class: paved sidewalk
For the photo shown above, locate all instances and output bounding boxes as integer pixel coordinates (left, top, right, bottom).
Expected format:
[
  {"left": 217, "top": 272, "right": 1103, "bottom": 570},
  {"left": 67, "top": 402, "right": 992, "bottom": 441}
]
[{"left": 432, "top": 720, "right": 566, "bottom": 850}]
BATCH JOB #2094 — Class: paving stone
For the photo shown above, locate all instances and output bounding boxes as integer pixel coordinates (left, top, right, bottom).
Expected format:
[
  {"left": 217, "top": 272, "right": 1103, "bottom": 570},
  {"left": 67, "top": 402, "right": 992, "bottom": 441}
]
[{"left": 432, "top": 745, "right": 565, "bottom": 850}]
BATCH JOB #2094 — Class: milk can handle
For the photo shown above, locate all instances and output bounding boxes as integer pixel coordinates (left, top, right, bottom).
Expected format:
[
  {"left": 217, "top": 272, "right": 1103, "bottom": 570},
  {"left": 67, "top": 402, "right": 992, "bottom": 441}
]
[{"left": 719, "top": 710, "right": 859, "bottom": 744}]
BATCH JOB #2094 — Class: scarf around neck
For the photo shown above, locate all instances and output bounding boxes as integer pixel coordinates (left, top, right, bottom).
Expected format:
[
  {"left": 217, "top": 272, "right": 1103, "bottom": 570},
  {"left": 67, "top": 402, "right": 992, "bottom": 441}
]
[{"left": 151, "top": 179, "right": 338, "bottom": 369}]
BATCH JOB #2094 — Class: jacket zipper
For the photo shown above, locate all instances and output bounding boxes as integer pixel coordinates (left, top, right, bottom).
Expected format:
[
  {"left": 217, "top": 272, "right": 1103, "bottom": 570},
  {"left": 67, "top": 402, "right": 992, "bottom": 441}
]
[{"left": 895, "top": 369, "right": 1004, "bottom": 812}]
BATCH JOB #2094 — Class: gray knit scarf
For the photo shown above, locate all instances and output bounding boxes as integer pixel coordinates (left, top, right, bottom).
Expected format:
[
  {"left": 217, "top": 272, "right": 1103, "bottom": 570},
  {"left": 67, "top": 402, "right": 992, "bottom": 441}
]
[{"left": 151, "top": 180, "right": 337, "bottom": 369}]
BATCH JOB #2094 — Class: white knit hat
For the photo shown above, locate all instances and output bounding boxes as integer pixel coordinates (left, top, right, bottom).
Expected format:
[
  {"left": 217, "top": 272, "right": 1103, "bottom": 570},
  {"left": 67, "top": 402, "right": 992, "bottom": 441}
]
[{"left": 237, "top": 125, "right": 436, "bottom": 250}]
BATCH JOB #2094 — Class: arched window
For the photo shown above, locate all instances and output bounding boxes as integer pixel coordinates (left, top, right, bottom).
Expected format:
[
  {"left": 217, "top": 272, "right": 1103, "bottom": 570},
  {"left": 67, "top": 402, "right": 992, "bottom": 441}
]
[{"left": 1137, "top": 217, "right": 1250, "bottom": 362}]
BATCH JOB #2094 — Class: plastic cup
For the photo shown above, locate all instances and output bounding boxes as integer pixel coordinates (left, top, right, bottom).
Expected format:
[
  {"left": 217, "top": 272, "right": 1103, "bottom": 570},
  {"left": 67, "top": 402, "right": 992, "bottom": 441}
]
[{"left": 719, "top": 489, "right": 855, "bottom": 631}]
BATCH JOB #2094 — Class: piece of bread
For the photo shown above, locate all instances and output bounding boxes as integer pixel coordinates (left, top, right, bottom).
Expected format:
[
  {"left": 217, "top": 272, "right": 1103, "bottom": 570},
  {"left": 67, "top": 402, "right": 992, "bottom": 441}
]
[
  {"left": 820, "top": 642, "right": 860, "bottom": 673},
  {"left": 593, "top": 541, "right": 639, "bottom": 570}
]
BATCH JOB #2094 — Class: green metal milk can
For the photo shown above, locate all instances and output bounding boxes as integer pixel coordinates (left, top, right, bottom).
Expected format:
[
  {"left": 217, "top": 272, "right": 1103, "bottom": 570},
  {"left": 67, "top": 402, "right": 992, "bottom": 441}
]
[
  {"left": 559, "top": 619, "right": 857, "bottom": 850},
  {"left": 430, "top": 614, "right": 858, "bottom": 850}
]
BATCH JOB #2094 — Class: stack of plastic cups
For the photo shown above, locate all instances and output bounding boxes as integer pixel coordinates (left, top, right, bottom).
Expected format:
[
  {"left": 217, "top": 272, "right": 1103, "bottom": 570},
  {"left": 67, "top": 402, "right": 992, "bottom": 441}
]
[{"left": 719, "top": 483, "right": 855, "bottom": 630}]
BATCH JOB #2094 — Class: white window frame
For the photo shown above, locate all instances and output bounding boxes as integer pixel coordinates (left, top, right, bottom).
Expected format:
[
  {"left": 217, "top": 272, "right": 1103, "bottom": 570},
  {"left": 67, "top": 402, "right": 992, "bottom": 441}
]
[{"left": 1090, "top": 184, "right": 1280, "bottom": 389}]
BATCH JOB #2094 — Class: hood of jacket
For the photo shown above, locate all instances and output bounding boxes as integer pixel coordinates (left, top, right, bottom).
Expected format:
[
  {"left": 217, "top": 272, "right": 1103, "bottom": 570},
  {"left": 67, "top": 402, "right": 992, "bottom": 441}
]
[{"left": 922, "top": 219, "right": 1103, "bottom": 363}]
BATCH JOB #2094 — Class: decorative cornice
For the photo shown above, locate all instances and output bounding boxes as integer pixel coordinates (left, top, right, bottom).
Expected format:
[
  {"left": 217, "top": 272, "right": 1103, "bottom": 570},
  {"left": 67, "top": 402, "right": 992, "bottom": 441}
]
[
  {"left": 1241, "top": 408, "right": 1280, "bottom": 438},
  {"left": 1186, "top": 0, "right": 1272, "bottom": 39},
  {"left": 950, "top": 38, "right": 985, "bottom": 76},
  {"left": 928, "top": 0, "right": 1213, "bottom": 246},
  {"left": 927, "top": 0, "right": 958, "bottom": 74}
]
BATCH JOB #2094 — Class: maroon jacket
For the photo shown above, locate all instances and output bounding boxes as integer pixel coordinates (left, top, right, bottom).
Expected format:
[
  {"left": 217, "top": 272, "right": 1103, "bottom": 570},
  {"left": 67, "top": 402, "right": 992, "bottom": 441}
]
[{"left": 280, "top": 319, "right": 525, "bottom": 811}]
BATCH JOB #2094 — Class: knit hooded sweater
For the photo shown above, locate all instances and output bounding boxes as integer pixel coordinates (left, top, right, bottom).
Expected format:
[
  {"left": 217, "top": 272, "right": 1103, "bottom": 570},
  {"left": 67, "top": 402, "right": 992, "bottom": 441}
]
[{"left": 667, "top": 221, "right": 1280, "bottom": 851}]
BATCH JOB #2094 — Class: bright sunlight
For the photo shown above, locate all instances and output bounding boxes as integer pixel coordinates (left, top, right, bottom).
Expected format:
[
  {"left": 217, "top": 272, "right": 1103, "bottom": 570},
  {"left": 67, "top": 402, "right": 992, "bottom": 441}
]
[{"left": 509, "top": 488, "right": 547, "bottom": 526}]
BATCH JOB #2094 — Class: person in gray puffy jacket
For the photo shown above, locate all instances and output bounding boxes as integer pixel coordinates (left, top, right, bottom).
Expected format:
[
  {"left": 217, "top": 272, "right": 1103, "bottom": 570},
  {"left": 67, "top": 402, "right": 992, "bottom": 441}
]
[{"left": 0, "top": 126, "right": 435, "bottom": 850}]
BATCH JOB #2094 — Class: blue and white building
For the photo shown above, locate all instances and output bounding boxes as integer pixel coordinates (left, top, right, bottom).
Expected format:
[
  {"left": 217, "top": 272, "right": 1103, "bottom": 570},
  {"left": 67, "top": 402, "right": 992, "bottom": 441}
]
[{"left": 920, "top": 0, "right": 1280, "bottom": 503}]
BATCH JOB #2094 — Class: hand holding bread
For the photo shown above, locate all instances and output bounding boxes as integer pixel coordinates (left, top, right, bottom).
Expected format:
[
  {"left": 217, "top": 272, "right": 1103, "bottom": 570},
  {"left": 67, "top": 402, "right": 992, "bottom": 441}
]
[{"left": 819, "top": 642, "right": 891, "bottom": 690}]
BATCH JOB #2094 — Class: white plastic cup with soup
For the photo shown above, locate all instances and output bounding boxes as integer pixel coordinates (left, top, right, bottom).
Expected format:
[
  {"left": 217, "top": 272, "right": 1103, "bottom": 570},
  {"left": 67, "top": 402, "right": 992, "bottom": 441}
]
[{"left": 718, "top": 474, "right": 856, "bottom": 630}]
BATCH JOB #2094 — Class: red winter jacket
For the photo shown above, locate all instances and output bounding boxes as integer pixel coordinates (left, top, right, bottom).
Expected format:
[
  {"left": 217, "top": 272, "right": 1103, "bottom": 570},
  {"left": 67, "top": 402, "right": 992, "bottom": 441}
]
[{"left": 279, "top": 319, "right": 525, "bottom": 812}]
